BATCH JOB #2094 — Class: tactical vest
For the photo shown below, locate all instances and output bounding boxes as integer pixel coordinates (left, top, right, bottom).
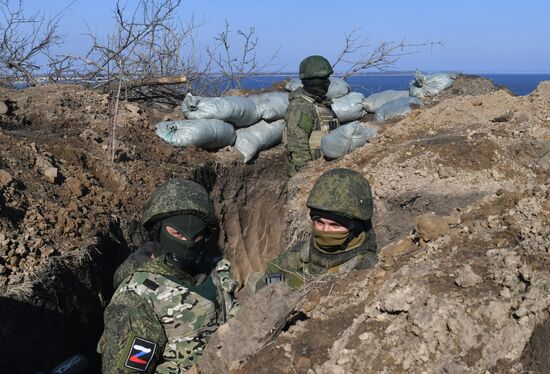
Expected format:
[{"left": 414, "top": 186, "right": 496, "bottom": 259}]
[
  {"left": 113, "top": 259, "right": 238, "bottom": 371},
  {"left": 266, "top": 240, "right": 364, "bottom": 289},
  {"left": 298, "top": 95, "right": 340, "bottom": 159}
]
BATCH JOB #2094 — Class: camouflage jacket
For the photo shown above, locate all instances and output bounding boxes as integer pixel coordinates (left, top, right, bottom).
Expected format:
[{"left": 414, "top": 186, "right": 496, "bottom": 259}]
[
  {"left": 248, "top": 230, "right": 377, "bottom": 294},
  {"left": 285, "top": 88, "right": 339, "bottom": 177},
  {"left": 98, "top": 243, "right": 239, "bottom": 373}
]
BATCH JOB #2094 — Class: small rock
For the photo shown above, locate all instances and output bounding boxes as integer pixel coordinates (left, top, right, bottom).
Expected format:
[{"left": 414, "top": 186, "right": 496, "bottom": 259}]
[
  {"left": 66, "top": 177, "right": 84, "bottom": 197},
  {"left": 0, "top": 100, "right": 8, "bottom": 115},
  {"left": 437, "top": 165, "right": 454, "bottom": 179},
  {"left": 15, "top": 245, "right": 28, "bottom": 256},
  {"left": 43, "top": 167, "right": 58, "bottom": 184},
  {"left": 0, "top": 170, "right": 13, "bottom": 186},
  {"left": 0, "top": 264, "right": 5, "bottom": 275},
  {"left": 414, "top": 213, "right": 450, "bottom": 242},
  {"left": 455, "top": 265, "right": 483, "bottom": 288},
  {"left": 358, "top": 332, "right": 374, "bottom": 341}
]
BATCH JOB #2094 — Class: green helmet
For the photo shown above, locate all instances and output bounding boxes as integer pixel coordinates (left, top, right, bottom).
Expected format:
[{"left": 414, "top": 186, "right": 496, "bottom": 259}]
[
  {"left": 141, "top": 178, "right": 217, "bottom": 231},
  {"left": 299, "top": 55, "right": 333, "bottom": 79},
  {"left": 306, "top": 168, "right": 373, "bottom": 222}
]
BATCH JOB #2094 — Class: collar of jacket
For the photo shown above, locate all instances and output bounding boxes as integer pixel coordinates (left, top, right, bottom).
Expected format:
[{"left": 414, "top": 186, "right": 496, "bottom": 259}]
[
  {"left": 291, "top": 87, "right": 333, "bottom": 106},
  {"left": 137, "top": 254, "right": 198, "bottom": 284}
]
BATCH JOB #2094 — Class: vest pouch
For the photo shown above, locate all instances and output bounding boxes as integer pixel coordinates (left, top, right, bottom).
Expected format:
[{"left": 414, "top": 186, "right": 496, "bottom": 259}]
[{"left": 309, "top": 130, "right": 326, "bottom": 159}]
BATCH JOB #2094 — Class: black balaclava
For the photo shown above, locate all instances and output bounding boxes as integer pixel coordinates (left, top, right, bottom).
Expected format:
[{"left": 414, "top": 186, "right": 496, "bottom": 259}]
[
  {"left": 157, "top": 214, "right": 207, "bottom": 270},
  {"left": 302, "top": 76, "right": 331, "bottom": 98}
]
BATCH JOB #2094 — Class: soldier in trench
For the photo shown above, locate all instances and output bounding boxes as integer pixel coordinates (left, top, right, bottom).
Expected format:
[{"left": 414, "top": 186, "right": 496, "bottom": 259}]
[
  {"left": 248, "top": 168, "right": 378, "bottom": 293},
  {"left": 97, "top": 178, "right": 239, "bottom": 373},
  {"left": 285, "top": 55, "right": 340, "bottom": 177}
]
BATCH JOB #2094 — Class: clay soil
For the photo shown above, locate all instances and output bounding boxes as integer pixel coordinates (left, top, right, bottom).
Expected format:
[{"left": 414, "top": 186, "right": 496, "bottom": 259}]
[{"left": 1, "top": 76, "right": 549, "bottom": 373}]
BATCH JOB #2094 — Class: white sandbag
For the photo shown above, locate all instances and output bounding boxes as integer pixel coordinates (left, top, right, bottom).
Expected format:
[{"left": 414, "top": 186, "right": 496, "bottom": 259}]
[
  {"left": 155, "top": 119, "right": 236, "bottom": 150},
  {"left": 285, "top": 77, "right": 351, "bottom": 99},
  {"left": 331, "top": 92, "right": 367, "bottom": 123},
  {"left": 409, "top": 70, "right": 458, "bottom": 98},
  {"left": 181, "top": 93, "right": 260, "bottom": 127},
  {"left": 363, "top": 90, "right": 409, "bottom": 113},
  {"left": 235, "top": 119, "right": 286, "bottom": 162},
  {"left": 320, "top": 121, "right": 377, "bottom": 160},
  {"left": 374, "top": 97, "right": 423, "bottom": 123},
  {"left": 249, "top": 92, "right": 289, "bottom": 121}
]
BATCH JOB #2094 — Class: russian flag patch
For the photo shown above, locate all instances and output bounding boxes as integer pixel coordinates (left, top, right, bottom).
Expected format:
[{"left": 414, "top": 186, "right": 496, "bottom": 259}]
[{"left": 124, "top": 337, "right": 157, "bottom": 371}]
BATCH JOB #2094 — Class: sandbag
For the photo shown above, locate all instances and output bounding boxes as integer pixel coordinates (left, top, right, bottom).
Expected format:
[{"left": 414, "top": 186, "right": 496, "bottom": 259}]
[
  {"left": 374, "top": 97, "right": 423, "bottom": 123},
  {"left": 249, "top": 92, "right": 289, "bottom": 121},
  {"left": 409, "top": 70, "right": 458, "bottom": 98},
  {"left": 320, "top": 121, "right": 377, "bottom": 159},
  {"left": 363, "top": 90, "right": 409, "bottom": 113},
  {"left": 155, "top": 119, "right": 236, "bottom": 149},
  {"left": 331, "top": 92, "right": 367, "bottom": 123},
  {"left": 235, "top": 119, "right": 285, "bottom": 162},
  {"left": 181, "top": 93, "right": 260, "bottom": 127},
  {"left": 285, "top": 77, "right": 351, "bottom": 99}
]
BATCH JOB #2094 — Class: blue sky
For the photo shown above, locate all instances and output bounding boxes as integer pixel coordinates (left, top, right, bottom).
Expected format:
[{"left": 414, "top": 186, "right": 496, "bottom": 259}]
[{"left": 25, "top": 0, "right": 550, "bottom": 74}]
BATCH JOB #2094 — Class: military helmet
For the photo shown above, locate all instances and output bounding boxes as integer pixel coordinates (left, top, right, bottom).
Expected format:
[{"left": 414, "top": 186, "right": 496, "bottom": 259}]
[
  {"left": 141, "top": 178, "right": 217, "bottom": 231},
  {"left": 306, "top": 168, "right": 373, "bottom": 222},
  {"left": 299, "top": 55, "right": 334, "bottom": 79}
]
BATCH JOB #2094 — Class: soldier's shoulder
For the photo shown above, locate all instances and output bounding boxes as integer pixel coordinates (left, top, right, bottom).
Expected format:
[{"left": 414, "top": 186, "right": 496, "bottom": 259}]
[{"left": 270, "top": 239, "right": 309, "bottom": 266}]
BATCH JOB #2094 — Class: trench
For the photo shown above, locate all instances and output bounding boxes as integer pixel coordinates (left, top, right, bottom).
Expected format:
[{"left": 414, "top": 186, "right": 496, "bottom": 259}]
[{"left": 0, "top": 150, "right": 288, "bottom": 373}]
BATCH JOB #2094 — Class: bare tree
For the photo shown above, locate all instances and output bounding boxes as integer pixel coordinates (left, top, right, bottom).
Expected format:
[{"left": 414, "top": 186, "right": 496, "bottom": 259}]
[
  {"left": 333, "top": 27, "right": 443, "bottom": 80},
  {"left": 206, "top": 20, "right": 281, "bottom": 94},
  {"left": 0, "top": 0, "right": 68, "bottom": 86}
]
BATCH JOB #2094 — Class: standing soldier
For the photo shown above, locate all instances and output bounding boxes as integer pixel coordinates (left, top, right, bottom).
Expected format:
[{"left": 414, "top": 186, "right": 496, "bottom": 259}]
[
  {"left": 248, "top": 168, "right": 378, "bottom": 293},
  {"left": 285, "top": 55, "right": 340, "bottom": 177},
  {"left": 98, "top": 178, "right": 239, "bottom": 373}
]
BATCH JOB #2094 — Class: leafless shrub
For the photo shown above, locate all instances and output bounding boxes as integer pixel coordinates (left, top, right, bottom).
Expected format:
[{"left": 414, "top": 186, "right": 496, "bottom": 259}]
[
  {"left": 206, "top": 20, "right": 281, "bottom": 95},
  {"left": 0, "top": 0, "right": 68, "bottom": 87},
  {"left": 333, "top": 27, "right": 443, "bottom": 80}
]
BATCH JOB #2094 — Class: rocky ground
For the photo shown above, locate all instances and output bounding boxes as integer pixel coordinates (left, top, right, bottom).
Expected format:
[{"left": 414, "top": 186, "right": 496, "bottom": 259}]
[{"left": 0, "top": 76, "right": 548, "bottom": 373}]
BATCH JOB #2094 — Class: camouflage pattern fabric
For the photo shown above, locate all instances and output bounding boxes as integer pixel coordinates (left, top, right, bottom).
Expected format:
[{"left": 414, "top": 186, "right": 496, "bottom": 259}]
[
  {"left": 141, "top": 179, "right": 217, "bottom": 231},
  {"left": 285, "top": 88, "right": 339, "bottom": 177},
  {"left": 306, "top": 168, "right": 374, "bottom": 222},
  {"left": 98, "top": 255, "right": 239, "bottom": 373},
  {"left": 299, "top": 55, "right": 333, "bottom": 79},
  {"left": 248, "top": 233, "right": 377, "bottom": 293}
]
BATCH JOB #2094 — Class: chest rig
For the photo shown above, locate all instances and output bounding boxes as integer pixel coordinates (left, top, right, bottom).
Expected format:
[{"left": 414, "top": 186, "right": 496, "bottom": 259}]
[
  {"left": 299, "top": 95, "right": 340, "bottom": 159},
  {"left": 114, "top": 259, "right": 238, "bottom": 371}
]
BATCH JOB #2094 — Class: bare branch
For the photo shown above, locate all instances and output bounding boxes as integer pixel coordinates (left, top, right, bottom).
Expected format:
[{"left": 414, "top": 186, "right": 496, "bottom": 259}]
[
  {"left": 333, "top": 28, "right": 443, "bottom": 80},
  {"left": 0, "top": 0, "right": 70, "bottom": 86}
]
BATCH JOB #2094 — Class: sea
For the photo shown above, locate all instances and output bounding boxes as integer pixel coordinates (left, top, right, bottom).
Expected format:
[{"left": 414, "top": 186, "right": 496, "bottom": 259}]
[{"left": 241, "top": 73, "right": 550, "bottom": 97}]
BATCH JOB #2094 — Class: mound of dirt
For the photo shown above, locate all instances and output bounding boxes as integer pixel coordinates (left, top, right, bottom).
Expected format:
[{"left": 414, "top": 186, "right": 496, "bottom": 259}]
[
  {"left": 202, "top": 81, "right": 550, "bottom": 373},
  {"left": 0, "top": 84, "right": 287, "bottom": 372},
  {"left": 1, "top": 77, "right": 548, "bottom": 373}
]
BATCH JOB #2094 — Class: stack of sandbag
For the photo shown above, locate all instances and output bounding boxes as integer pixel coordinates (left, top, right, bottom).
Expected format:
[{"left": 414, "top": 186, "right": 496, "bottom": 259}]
[
  {"left": 235, "top": 119, "right": 286, "bottom": 162},
  {"left": 374, "top": 97, "right": 423, "bottom": 123},
  {"left": 409, "top": 70, "right": 458, "bottom": 98},
  {"left": 332, "top": 92, "right": 367, "bottom": 123},
  {"left": 155, "top": 119, "right": 236, "bottom": 149},
  {"left": 363, "top": 90, "right": 409, "bottom": 113},
  {"left": 249, "top": 92, "right": 289, "bottom": 121},
  {"left": 320, "top": 121, "right": 377, "bottom": 159},
  {"left": 285, "top": 77, "right": 350, "bottom": 99},
  {"left": 182, "top": 93, "right": 260, "bottom": 127}
]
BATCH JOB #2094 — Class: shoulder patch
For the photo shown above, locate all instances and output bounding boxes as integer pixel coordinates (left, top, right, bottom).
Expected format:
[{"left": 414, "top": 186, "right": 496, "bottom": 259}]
[
  {"left": 124, "top": 337, "right": 157, "bottom": 371},
  {"left": 142, "top": 278, "right": 159, "bottom": 291}
]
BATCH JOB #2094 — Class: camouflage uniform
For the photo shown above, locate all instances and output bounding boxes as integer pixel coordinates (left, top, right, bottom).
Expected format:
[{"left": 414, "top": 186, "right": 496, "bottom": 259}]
[
  {"left": 98, "top": 179, "right": 239, "bottom": 373},
  {"left": 250, "top": 168, "right": 377, "bottom": 293},
  {"left": 285, "top": 55, "right": 340, "bottom": 177},
  {"left": 285, "top": 88, "right": 340, "bottom": 176}
]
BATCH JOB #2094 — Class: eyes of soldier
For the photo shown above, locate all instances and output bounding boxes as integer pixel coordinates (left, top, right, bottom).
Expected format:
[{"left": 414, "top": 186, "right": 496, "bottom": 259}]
[
  {"left": 165, "top": 226, "right": 205, "bottom": 242},
  {"left": 312, "top": 217, "right": 349, "bottom": 233}
]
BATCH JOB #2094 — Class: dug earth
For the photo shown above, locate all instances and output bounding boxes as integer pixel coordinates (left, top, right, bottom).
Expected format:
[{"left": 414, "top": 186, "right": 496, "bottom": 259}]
[{"left": 0, "top": 76, "right": 549, "bottom": 373}]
